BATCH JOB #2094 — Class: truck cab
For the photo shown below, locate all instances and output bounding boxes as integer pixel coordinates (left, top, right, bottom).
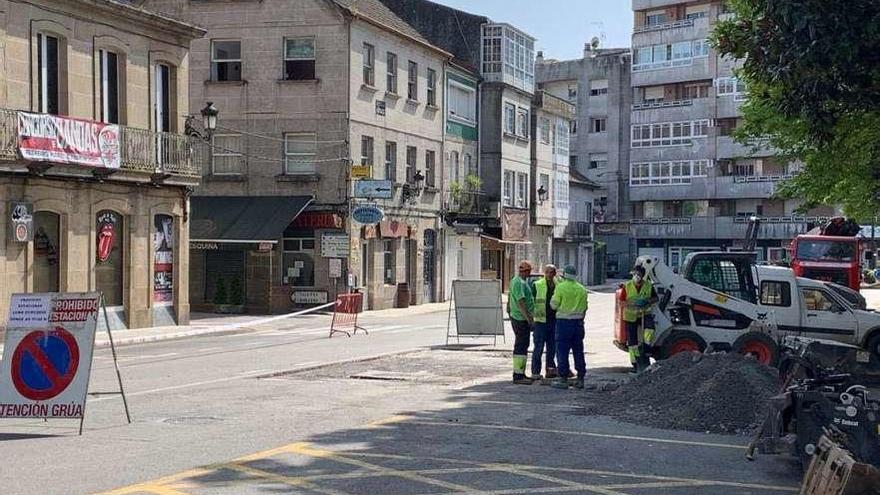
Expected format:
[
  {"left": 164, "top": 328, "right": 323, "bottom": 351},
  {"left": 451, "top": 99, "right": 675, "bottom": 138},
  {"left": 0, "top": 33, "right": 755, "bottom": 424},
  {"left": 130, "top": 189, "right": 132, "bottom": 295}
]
[{"left": 790, "top": 235, "right": 861, "bottom": 291}]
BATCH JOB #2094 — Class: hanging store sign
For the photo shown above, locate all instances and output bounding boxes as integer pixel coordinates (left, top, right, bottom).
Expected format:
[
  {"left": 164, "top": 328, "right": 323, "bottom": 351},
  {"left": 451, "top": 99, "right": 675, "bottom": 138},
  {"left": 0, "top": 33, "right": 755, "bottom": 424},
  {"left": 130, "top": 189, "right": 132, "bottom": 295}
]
[
  {"left": 321, "top": 233, "right": 349, "bottom": 258},
  {"left": 9, "top": 201, "right": 33, "bottom": 243},
  {"left": 352, "top": 205, "right": 384, "bottom": 224},
  {"left": 351, "top": 165, "right": 371, "bottom": 179},
  {"left": 17, "top": 112, "right": 120, "bottom": 169},
  {"left": 354, "top": 180, "right": 394, "bottom": 200}
]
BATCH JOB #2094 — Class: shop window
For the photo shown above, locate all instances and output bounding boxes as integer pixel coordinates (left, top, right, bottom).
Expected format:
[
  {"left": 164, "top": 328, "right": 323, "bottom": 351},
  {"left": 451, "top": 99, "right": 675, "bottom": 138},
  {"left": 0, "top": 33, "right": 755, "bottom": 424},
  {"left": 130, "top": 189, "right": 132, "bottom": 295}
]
[
  {"left": 153, "top": 215, "right": 174, "bottom": 304},
  {"left": 282, "top": 237, "right": 315, "bottom": 287},
  {"left": 96, "top": 210, "right": 125, "bottom": 307},
  {"left": 383, "top": 239, "right": 396, "bottom": 285},
  {"left": 33, "top": 211, "right": 60, "bottom": 293}
]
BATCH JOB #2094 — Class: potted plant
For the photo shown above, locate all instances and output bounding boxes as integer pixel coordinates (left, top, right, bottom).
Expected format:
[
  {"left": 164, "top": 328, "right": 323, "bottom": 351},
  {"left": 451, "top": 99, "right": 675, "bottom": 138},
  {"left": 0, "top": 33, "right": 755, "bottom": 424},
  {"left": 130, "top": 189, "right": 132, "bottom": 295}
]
[
  {"left": 213, "top": 277, "right": 245, "bottom": 314},
  {"left": 227, "top": 277, "right": 246, "bottom": 314}
]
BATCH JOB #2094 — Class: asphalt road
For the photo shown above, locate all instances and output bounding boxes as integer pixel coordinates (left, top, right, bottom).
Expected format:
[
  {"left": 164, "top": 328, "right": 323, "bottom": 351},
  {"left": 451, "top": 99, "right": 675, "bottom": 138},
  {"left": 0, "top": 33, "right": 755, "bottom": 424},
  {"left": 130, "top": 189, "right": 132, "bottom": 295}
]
[{"left": 0, "top": 292, "right": 802, "bottom": 495}]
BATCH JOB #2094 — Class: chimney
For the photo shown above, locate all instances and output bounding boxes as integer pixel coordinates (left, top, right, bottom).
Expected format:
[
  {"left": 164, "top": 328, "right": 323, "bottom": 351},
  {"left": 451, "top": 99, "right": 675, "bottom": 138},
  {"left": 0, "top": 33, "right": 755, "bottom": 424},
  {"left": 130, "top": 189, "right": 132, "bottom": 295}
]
[
  {"left": 584, "top": 43, "right": 591, "bottom": 59},
  {"left": 536, "top": 50, "right": 544, "bottom": 64}
]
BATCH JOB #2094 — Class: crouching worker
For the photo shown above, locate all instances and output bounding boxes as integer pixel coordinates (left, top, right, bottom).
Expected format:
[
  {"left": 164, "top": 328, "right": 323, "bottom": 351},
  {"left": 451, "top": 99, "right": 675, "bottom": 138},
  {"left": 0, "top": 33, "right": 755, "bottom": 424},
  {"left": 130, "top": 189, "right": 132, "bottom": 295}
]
[
  {"left": 622, "top": 265, "right": 658, "bottom": 373},
  {"left": 550, "top": 266, "right": 588, "bottom": 390}
]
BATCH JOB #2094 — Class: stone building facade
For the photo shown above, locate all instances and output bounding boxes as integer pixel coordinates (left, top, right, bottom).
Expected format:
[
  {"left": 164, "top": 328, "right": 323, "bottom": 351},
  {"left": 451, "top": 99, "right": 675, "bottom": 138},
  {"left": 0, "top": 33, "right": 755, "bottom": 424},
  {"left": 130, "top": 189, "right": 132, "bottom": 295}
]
[{"left": 0, "top": 0, "right": 205, "bottom": 329}]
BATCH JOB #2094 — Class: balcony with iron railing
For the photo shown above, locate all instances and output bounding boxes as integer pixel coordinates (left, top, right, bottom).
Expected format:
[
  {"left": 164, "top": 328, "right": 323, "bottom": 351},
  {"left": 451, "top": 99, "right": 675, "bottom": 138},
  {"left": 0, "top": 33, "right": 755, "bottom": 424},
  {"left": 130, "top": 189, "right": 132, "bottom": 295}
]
[
  {"left": 630, "top": 216, "right": 825, "bottom": 240},
  {"left": 0, "top": 108, "right": 207, "bottom": 183}
]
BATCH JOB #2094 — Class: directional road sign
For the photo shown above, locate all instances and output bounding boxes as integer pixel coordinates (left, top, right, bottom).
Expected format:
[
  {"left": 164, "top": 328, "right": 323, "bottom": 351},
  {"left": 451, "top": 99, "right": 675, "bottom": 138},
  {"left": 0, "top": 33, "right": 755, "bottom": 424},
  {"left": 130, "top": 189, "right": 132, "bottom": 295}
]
[{"left": 354, "top": 180, "right": 393, "bottom": 199}]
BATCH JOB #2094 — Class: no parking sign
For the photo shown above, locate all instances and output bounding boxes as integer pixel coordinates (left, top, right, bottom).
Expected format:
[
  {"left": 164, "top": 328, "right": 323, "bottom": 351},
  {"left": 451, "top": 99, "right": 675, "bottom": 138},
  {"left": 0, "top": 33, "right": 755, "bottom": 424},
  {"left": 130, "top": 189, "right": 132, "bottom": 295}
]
[{"left": 0, "top": 293, "right": 100, "bottom": 419}]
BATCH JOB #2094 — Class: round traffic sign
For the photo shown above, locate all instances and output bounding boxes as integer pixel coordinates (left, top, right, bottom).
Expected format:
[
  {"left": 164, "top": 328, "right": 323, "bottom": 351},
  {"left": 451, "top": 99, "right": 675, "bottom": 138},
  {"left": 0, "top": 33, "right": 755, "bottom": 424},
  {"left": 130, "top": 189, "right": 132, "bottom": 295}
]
[{"left": 10, "top": 328, "right": 80, "bottom": 401}]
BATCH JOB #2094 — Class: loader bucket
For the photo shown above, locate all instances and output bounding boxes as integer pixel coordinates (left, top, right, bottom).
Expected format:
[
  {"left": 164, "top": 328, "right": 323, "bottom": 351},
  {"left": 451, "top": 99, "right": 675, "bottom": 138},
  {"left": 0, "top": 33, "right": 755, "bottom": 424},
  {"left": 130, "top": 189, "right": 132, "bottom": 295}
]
[{"left": 800, "top": 436, "right": 880, "bottom": 495}]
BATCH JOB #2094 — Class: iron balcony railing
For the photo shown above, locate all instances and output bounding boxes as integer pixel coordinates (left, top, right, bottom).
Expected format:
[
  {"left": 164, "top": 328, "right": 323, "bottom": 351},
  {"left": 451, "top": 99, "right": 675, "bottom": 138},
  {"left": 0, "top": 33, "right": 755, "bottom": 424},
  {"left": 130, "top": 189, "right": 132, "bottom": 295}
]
[
  {"left": 0, "top": 108, "right": 207, "bottom": 177},
  {"left": 633, "top": 18, "right": 695, "bottom": 34}
]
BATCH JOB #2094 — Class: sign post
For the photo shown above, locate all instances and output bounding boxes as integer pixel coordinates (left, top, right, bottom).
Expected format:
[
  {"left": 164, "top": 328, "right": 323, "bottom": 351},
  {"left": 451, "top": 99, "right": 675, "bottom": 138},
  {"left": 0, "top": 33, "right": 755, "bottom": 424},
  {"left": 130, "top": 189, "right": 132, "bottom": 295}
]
[{"left": 0, "top": 292, "right": 130, "bottom": 435}]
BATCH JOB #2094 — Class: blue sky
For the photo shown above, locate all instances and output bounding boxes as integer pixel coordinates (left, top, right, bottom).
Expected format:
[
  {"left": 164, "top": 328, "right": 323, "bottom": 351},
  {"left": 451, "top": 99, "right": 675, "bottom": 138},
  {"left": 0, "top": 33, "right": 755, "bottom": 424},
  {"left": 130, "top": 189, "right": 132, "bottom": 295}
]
[{"left": 431, "top": 0, "right": 633, "bottom": 60}]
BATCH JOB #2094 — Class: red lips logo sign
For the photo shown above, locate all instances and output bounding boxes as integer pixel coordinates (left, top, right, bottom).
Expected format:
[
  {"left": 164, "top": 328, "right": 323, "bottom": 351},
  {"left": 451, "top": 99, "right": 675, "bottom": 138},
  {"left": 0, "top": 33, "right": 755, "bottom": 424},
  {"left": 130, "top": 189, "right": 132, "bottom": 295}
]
[{"left": 97, "top": 221, "right": 116, "bottom": 263}]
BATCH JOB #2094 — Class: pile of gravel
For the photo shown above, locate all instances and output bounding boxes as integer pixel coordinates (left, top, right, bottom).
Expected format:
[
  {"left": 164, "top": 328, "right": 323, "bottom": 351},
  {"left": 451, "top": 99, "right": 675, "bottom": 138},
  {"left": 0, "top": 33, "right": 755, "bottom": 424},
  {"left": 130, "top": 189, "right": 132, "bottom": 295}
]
[{"left": 585, "top": 352, "right": 780, "bottom": 435}]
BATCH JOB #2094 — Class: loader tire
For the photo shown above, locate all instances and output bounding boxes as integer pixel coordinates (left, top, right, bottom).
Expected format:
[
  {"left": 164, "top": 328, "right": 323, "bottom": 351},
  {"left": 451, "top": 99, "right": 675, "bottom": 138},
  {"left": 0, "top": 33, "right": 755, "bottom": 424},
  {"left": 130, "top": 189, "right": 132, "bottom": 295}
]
[
  {"left": 866, "top": 330, "right": 880, "bottom": 363},
  {"left": 733, "top": 332, "right": 779, "bottom": 366},
  {"left": 659, "top": 331, "right": 706, "bottom": 359}
]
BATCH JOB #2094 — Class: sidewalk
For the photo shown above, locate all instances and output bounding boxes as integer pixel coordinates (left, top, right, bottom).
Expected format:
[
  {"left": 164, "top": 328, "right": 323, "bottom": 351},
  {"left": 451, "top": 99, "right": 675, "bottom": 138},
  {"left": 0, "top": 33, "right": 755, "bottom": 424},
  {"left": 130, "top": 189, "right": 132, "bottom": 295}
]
[{"left": 0, "top": 302, "right": 451, "bottom": 354}]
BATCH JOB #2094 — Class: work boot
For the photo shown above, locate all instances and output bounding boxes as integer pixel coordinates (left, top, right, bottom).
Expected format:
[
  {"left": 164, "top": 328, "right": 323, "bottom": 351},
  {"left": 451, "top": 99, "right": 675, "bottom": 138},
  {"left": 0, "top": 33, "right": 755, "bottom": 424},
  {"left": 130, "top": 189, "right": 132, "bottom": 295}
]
[
  {"left": 551, "top": 378, "right": 569, "bottom": 389},
  {"left": 513, "top": 374, "right": 533, "bottom": 385},
  {"left": 565, "top": 370, "right": 575, "bottom": 379},
  {"left": 545, "top": 368, "right": 558, "bottom": 379},
  {"left": 531, "top": 374, "right": 543, "bottom": 382},
  {"left": 574, "top": 378, "right": 585, "bottom": 389}
]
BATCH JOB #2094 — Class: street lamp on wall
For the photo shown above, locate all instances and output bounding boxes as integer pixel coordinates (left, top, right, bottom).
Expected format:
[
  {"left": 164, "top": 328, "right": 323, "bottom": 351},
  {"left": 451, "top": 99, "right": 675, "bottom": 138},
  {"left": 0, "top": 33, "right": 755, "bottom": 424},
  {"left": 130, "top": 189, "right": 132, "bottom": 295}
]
[
  {"left": 537, "top": 185, "right": 548, "bottom": 204},
  {"left": 185, "top": 101, "right": 220, "bottom": 141}
]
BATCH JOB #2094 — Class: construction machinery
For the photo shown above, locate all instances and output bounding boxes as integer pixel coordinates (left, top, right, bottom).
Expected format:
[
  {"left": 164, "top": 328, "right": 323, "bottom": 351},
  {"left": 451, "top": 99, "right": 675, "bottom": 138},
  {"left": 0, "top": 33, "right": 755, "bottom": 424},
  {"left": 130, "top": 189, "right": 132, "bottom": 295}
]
[
  {"left": 791, "top": 218, "right": 863, "bottom": 292},
  {"left": 747, "top": 337, "right": 880, "bottom": 494},
  {"left": 614, "top": 253, "right": 880, "bottom": 365}
]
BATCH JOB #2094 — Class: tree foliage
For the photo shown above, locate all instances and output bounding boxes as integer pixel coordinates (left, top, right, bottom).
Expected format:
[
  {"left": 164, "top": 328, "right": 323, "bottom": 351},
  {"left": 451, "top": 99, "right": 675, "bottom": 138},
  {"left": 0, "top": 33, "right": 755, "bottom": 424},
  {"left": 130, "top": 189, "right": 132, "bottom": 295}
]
[{"left": 712, "top": 0, "right": 880, "bottom": 219}]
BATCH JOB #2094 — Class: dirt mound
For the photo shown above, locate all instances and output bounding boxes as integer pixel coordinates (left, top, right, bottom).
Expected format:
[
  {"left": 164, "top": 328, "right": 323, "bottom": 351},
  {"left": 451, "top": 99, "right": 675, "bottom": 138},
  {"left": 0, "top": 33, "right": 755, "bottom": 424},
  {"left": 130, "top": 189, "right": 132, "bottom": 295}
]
[{"left": 585, "top": 352, "right": 780, "bottom": 435}]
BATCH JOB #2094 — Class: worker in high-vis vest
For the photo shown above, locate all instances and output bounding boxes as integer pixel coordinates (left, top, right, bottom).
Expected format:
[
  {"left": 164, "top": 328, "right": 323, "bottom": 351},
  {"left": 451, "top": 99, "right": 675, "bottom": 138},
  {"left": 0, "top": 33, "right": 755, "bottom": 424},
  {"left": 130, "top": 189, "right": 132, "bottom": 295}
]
[
  {"left": 549, "top": 265, "right": 588, "bottom": 390},
  {"left": 508, "top": 260, "right": 536, "bottom": 385},
  {"left": 622, "top": 265, "right": 659, "bottom": 373},
  {"left": 531, "top": 264, "right": 558, "bottom": 380}
]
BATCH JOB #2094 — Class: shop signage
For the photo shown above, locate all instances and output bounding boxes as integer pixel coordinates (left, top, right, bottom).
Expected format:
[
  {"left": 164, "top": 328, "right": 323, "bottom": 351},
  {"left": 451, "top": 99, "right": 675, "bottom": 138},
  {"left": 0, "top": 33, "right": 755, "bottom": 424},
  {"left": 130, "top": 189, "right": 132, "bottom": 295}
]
[
  {"left": 351, "top": 165, "right": 371, "bottom": 179},
  {"left": 328, "top": 258, "right": 343, "bottom": 278},
  {"left": 292, "top": 212, "right": 342, "bottom": 230},
  {"left": 191, "top": 242, "right": 219, "bottom": 251},
  {"left": 0, "top": 292, "right": 100, "bottom": 419},
  {"left": 354, "top": 180, "right": 393, "bottom": 200},
  {"left": 153, "top": 215, "right": 174, "bottom": 304},
  {"left": 17, "top": 112, "right": 120, "bottom": 169},
  {"left": 291, "top": 291, "right": 328, "bottom": 305},
  {"left": 352, "top": 205, "right": 384, "bottom": 224},
  {"left": 258, "top": 242, "right": 274, "bottom": 253},
  {"left": 321, "top": 233, "right": 349, "bottom": 258},
  {"left": 9, "top": 201, "right": 33, "bottom": 243}
]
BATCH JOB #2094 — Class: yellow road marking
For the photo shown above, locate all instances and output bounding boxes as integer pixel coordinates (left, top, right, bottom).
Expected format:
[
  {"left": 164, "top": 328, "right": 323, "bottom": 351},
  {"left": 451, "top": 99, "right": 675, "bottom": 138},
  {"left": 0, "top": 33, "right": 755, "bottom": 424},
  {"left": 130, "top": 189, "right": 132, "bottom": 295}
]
[
  {"left": 366, "top": 414, "right": 411, "bottom": 428},
  {"left": 405, "top": 420, "right": 747, "bottom": 450},
  {"left": 220, "top": 462, "right": 350, "bottom": 495}
]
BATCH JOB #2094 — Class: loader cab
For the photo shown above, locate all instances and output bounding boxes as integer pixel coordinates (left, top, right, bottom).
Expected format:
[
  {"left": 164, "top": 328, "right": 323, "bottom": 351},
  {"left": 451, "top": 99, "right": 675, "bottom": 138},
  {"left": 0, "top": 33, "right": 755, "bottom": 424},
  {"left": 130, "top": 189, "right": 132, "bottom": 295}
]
[{"left": 680, "top": 252, "right": 759, "bottom": 304}]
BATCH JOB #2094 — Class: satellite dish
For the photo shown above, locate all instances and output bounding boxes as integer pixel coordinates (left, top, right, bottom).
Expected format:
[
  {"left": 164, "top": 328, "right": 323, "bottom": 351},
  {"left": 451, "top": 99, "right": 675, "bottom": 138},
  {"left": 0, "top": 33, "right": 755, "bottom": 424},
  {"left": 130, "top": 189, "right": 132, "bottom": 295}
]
[{"left": 590, "top": 36, "right": 601, "bottom": 49}]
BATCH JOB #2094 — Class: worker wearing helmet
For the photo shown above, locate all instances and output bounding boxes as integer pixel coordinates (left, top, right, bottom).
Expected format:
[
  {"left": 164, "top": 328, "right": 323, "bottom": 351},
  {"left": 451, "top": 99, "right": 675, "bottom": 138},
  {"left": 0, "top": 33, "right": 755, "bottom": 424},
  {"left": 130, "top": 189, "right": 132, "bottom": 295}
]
[
  {"left": 508, "top": 260, "right": 536, "bottom": 385},
  {"left": 549, "top": 265, "right": 588, "bottom": 390},
  {"left": 623, "top": 265, "right": 658, "bottom": 373},
  {"left": 532, "top": 264, "right": 558, "bottom": 380}
]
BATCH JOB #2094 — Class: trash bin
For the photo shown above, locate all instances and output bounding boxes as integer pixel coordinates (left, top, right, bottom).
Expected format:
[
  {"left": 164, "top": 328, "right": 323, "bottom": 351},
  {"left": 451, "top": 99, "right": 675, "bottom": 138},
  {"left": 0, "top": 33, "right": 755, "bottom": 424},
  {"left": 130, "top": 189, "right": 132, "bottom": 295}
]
[{"left": 396, "top": 283, "right": 410, "bottom": 308}]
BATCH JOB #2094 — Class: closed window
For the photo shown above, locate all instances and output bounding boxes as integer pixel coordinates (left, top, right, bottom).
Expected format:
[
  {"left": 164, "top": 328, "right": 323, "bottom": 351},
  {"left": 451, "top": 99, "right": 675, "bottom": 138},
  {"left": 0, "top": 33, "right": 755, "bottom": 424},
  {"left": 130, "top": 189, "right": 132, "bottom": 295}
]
[
  {"left": 589, "top": 153, "right": 608, "bottom": 169},
  {"left": 282, "top": 237, "right": 316, "bottom": 287},
  {"left": 406, "top": 146, "right": 417, "bottom": 183},
  {"left": 802, "top": 289, "right": 843, "bottom": 313},
  {"left": 284, "top": 133, "right": 316, "bottom": 174},
  {"left": 37, "top": 33, "right": 60, "bottom": 114},
  {"left": 591, "top": 118, "right": 607, "bottom": 133},
  {"left": 539, "top": 117, "right": 551, "bottom": 144},
  {"left": 99, "top": 50, "right": 120, "bottom": 123},
  {"left": 284, "top": 38, "right": 316, "bottom": 80},
  {"left": 450, "top": 151, "right": 460, "bottom": 183},
  {"left": 465, "top": 153, "right": 476, "bottom": 176},
  {"left": 383, "top": 239, "right": 396, "bottom": 285},
  {"left": 385, "top": 141, "right": 397, "bottom": 182},
  {"left": 504, "top": 103, "right": 516, "bottom": 134},
  {"left": 211, "top": 134, "right": 243, "bottom": 175},
  {"left": 502, "top": 170, "right": 514, "bottom": 206},
  {"left": 448, "top": 82, "right": 476, "bottom": 122},
  {"left": 386, "top": 52, "right": 398, "bottom": 93},
  {"left": 761, "top": 281, "right": 791, "bottom": 307},
  {"left": 407, "top": 61, "right": 418, "bottom": 100},
  {"left": 515, "top": 172, "right": 528, "bottom": 208},
  {"left": 425, "top": 150, "right": 436, "bottom": 187},
  {"left": 212, "top": 40, "right": 242, "bottom": 81},
  {"left": 360, "top": 136, "right": 374, "bottom": 167},
  {"left": 426, "top": 68, "right": 437, "bottom": 106},
  {"left": 363, "top": 43, "right": 375, "bottom": 86}
]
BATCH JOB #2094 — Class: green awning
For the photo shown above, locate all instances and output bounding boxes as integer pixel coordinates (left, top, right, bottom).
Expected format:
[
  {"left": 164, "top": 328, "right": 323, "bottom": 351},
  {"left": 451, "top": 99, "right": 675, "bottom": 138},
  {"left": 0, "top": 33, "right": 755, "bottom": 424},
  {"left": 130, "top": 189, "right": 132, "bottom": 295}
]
[{"left": 190, "top": 196, "right": 314, "bottom": 243}]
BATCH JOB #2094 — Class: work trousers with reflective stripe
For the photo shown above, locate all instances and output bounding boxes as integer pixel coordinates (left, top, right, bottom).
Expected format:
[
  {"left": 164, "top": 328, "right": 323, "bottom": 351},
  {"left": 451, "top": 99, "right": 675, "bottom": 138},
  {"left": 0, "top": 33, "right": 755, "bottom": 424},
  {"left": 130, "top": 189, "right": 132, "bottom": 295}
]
[
  {"left": 556, "top": 319, "right": 586, "bottom": 379},
  {"left": 511, "top": 318, "right": 531, "bottom": 378}
]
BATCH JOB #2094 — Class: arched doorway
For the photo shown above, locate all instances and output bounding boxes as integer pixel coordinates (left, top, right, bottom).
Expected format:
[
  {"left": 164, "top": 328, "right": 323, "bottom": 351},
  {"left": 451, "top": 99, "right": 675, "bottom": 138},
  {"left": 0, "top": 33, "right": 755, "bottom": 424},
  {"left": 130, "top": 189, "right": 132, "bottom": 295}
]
[{"left": 33, "top": 211, "right": 60, "bottom": 293}]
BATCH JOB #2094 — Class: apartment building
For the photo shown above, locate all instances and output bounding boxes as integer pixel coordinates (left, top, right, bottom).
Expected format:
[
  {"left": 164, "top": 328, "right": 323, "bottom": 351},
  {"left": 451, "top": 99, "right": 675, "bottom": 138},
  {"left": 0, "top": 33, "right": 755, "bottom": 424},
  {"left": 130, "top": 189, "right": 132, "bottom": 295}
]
[
  {"left": 0, "top": 0, "right": 206, "bottom": 329},
  {"left": 141, "top": 0, "right": 451, "bottom": 310},
  {"left": 381, "top": 0, "right": 539, "bottom": 289},
  {"left": 629, "top": 0, "right": 833, "bottom": 269},
  {"left": 537, "top": 47, "right": 633, "bottom": 279}
]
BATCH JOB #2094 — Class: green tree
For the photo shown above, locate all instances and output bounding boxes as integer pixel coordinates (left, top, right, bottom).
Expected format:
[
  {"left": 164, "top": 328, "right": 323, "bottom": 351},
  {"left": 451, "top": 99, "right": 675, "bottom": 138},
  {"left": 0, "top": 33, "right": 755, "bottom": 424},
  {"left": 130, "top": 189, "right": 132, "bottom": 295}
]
[
  {"left": 712, "top": 0, "right": 880, "bottom": 219},
  {"left": 213, "top": 278, "right": 228, "bottom": 305},
  {"left": 229, "top": 277, "right": 244, "bottom": 306}
]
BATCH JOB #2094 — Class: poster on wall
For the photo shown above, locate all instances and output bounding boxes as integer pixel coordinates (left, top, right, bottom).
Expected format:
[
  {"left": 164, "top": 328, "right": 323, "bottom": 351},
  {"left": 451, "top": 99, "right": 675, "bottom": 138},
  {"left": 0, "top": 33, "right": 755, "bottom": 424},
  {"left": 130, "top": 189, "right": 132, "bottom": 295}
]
[
  {"left": 17, "top": 112, "right": 120, "bottom": 169},
  {"left": 96, "top": 211, "right": 119, "bottom": 263},
  {"left": 153, "top": 215, "right": 174, "bottom": 303},
  {"left": 9, "top": 201, "right": 33, "bottom": 243}
]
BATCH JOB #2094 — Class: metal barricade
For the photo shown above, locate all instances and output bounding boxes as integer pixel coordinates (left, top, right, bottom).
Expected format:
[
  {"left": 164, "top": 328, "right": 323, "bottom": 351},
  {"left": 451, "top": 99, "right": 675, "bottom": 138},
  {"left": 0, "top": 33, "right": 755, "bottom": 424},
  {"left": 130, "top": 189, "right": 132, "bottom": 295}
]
[{"left": 330, "top": 293, "right": 368, "bottom": 338}]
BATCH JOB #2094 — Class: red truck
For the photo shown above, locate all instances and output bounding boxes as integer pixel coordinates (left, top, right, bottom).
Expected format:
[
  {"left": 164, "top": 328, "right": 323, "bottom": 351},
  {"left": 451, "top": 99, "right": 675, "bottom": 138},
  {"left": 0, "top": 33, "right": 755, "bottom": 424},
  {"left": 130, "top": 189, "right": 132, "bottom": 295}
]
[{"left": 790, "top": 220, "right": 862, "bottom": 292}]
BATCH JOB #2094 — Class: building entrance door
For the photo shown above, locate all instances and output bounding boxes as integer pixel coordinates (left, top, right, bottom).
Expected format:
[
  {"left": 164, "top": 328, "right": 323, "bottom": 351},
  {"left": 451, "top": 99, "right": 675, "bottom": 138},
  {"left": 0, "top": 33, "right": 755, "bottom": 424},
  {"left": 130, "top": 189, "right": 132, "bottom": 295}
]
[{"left": 423, "top": 229, "right": 436, "bottom": 303}]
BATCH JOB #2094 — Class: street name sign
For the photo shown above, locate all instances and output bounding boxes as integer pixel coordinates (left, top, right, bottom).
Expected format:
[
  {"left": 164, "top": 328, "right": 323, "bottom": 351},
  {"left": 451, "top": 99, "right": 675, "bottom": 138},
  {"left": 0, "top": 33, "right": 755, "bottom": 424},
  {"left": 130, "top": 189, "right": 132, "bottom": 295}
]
[{"left": 354, "top": 180, "right": 393, "bottom": 199}]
